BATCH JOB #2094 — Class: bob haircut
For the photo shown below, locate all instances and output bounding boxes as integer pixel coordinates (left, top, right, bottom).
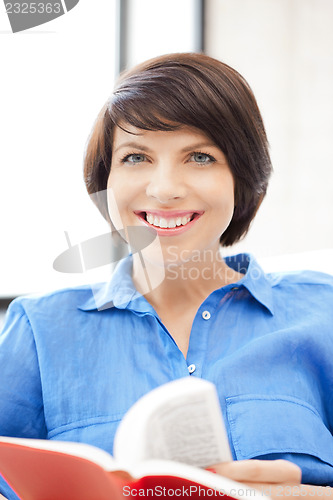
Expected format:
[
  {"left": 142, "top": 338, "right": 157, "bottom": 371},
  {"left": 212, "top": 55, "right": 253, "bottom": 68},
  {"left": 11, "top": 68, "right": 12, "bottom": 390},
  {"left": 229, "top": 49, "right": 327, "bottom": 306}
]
[{"left": 84, "top": 52, "right": 272, "bottom": 246}]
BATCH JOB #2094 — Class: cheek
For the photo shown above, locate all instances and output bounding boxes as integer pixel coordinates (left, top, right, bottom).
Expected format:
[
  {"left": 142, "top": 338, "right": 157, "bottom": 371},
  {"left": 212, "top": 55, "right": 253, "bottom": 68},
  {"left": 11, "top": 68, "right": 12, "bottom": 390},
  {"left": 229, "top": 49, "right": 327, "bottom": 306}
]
[
  {"left": 217, "top": 197, "right": 235, "bottom": 228},
  {"left": 223, "top": 187, "right": 235, "bottom": 213},
  {"left": 213, "top": 175, "right": 235, "bottom": 210},
  {"left": 107, "top": 168, "right": 132, "bottom": 201},
  {"left": 211, "top": 179, "right": 235, "bottom": 229},
  {"left": 106, "top": 172, "right": 128, "bottom": 229},
  {"left": 107, "top": 169, "right": 144, "bottom": 229}
]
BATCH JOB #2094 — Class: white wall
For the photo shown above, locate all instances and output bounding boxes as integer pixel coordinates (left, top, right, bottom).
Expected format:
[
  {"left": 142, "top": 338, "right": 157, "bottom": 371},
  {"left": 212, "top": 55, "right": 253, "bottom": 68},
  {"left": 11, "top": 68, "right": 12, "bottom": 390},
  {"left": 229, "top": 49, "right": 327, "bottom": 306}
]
[
  {"left": 0, "top": 0, "right": 116, "bottom": 296},
  {"left": 206, "top": 0, "right": 333, "bottom": 259}
]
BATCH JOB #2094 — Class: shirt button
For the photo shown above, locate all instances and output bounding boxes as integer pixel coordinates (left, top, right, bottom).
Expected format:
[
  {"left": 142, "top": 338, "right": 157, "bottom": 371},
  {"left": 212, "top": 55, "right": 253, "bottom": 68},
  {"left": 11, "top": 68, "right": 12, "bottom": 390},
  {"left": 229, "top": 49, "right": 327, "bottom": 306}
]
[
  {"left": 188, "top": 364, "right": 196, "bottom": 374},
  {"left": 231, "top": 286, "right": 239, "bottom": 291},
  {"left": 202, "top": 310, "right": 211, "bottom": 320}
]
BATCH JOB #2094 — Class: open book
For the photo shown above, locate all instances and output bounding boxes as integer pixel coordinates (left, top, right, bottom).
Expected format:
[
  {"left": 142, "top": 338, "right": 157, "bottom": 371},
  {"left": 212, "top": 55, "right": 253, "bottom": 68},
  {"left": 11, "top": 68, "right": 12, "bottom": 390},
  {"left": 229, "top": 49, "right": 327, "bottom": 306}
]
[{"left": 0, "top": 377, "right": 265, "bottom": 500}]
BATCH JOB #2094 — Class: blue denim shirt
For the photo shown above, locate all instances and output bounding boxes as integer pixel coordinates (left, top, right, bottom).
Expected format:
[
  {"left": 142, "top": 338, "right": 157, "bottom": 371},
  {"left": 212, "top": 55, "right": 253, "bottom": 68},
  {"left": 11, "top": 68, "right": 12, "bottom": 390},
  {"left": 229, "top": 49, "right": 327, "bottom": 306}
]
[{"left": 1, "top": 254, "right": 333, "bottom": 498}]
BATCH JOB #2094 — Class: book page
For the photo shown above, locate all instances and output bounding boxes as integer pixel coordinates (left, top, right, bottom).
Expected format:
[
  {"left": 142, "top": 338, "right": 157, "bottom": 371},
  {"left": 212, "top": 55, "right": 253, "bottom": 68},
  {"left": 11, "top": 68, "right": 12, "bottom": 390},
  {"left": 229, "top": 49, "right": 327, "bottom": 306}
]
[
  {"left": 141, "top": 394, "right": 231, "bottom": 467},
  {"left": 114, "top": 377, "right": 232, "bottom": 468}
]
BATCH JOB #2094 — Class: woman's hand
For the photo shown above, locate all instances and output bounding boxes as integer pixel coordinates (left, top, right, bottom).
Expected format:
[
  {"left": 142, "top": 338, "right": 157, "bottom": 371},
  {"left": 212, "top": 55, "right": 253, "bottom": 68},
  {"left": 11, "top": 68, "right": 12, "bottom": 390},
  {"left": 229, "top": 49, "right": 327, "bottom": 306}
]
[
  {"left": 211, "top": 459, "right": 301, "bottom": 486},
  {"left": 208, "top": 459, "right": 332, "bottom": 499}
]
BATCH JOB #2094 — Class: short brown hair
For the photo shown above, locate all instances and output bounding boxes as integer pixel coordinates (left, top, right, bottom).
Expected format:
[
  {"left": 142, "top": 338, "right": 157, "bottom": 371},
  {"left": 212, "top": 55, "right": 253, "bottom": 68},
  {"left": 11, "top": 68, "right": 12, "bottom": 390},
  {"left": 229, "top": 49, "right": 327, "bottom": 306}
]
[{"left": 84, "top": 52, "right": 272, "bottom": 246}]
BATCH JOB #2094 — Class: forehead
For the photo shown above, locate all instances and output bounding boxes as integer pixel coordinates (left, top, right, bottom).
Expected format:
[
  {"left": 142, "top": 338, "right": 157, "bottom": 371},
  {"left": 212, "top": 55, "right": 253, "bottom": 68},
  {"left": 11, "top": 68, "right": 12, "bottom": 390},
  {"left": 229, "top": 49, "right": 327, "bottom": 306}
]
[{"left": 112, "top": 123, "right": 218, "bottom": 151}]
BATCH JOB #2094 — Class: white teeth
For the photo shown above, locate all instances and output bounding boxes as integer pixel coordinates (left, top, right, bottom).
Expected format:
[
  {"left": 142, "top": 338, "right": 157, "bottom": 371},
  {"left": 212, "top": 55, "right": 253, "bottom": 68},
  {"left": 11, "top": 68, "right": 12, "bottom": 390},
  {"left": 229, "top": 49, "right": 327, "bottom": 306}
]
[
  {"left": 160, "top": 218, "right": 168, "bottom": 228},
  {"left": 145, "top": 213, "right": 194, "bottom": 229},
  {"left": 153, "top": 216, "right": 160, "bottom": 227}
]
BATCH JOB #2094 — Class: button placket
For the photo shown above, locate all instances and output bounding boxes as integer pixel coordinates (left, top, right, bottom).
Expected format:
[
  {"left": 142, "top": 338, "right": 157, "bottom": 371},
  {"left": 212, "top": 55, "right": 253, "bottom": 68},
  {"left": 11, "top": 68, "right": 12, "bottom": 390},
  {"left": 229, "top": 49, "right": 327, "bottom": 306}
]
[{"left": 186, "top": 298, "right": 219, "bottom": 378}]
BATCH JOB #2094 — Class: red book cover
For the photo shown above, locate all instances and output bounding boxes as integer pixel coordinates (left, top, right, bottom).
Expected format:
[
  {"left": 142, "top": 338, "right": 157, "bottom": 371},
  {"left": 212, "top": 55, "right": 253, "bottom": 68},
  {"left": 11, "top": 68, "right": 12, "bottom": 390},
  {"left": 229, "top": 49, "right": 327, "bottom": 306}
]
[{"left": 0, "top": 440, "right": 254, "bottom": 500}]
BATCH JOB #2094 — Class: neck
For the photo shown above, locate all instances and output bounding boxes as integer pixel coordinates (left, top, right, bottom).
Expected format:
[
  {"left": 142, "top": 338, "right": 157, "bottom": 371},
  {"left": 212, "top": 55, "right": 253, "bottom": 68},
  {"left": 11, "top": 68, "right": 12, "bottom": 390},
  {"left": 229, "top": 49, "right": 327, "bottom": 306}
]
[{"left": 132, "top": 247, "right": 244, "bottom": 310}]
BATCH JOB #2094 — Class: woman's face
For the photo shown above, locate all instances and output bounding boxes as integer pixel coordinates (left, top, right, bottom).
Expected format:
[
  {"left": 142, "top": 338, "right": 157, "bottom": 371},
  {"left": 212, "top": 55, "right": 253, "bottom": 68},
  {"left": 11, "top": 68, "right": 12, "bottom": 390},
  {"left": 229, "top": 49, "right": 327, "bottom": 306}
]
[{"left": 107, "top": 123, "right": 235, "bottom": 265}]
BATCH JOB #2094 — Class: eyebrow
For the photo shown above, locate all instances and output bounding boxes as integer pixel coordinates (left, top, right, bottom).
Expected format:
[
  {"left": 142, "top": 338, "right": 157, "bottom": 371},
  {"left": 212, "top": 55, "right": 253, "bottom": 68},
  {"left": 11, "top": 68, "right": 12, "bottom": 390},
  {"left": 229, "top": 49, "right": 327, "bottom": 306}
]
[
  {"left": 180, "top": 142, "right": 218, "bottom": 152},
  {"left": 113, "top": 142, "right": 153, "bottom": 154},
  {"left": 113, "top": 141, "right": 218, "bottom": 155}
]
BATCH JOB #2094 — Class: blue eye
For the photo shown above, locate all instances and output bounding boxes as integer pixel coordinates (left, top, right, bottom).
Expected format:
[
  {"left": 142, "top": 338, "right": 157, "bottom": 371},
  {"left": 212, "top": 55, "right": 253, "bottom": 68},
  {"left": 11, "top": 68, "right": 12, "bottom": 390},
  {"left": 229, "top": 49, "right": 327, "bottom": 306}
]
[
  {"left": 190, "top": 152, "right": 215, "bottom": 164},
  {"left": 121, "top": 153, "right": 146, "bottom": 164}
]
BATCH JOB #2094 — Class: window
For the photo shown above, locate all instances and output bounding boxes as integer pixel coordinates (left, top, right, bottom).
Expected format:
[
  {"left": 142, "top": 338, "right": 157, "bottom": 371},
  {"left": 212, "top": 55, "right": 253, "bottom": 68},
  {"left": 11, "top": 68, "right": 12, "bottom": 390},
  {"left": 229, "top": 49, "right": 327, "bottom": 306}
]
[
  {"left": 0, "top": 0, "right": 203, "bottom": 297},
  {"left": 118, "top": 0, "right": 203, "bottom": 70}
]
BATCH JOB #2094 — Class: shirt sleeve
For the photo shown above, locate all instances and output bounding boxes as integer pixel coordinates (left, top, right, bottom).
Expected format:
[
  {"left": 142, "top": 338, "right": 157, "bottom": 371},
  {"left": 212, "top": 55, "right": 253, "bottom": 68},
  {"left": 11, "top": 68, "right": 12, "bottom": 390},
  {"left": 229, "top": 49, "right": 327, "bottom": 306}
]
[{"left": 0, "top": 298, "right": 47, "bottom": 498}]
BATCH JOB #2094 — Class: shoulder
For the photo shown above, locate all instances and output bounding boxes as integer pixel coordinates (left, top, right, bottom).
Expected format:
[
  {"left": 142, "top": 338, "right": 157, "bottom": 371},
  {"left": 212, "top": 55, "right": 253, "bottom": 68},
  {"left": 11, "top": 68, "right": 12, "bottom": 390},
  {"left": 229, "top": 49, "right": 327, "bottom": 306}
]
[
  {"left": 1, "top": 285, "right": 106, "bottom": 348},
  {"left": 5, "top": 284, "right": 97, "bottom": 321},
  {"left": 253, "top": 250, "right": 333, "bottom": 291},
  {"left": 268, "top": 268, "right": 333, "bottom": 291},
  {"left": 266, "top": 269, "right": 333, "bottom": 320}
]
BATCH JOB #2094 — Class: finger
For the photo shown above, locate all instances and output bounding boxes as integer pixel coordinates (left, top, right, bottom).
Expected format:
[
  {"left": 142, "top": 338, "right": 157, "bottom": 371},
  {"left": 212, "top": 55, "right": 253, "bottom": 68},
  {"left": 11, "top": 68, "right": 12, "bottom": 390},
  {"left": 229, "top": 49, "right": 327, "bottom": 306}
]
[{"left": 209, "top": 460, "right": 302, "bottom": 485}]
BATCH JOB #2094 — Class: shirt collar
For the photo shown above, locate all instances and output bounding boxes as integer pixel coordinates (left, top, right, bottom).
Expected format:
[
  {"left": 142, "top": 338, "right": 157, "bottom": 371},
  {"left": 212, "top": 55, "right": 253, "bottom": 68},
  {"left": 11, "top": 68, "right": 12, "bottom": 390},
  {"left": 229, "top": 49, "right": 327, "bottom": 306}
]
[
  {"left": 78, "top": 253, "right": 274, "bottom": 315},
  {"left": 77, "top": 255, "right": 142, "bottom": 312},
  {"left": 224, "top": 253, "right": 274, "bottom": 315}
]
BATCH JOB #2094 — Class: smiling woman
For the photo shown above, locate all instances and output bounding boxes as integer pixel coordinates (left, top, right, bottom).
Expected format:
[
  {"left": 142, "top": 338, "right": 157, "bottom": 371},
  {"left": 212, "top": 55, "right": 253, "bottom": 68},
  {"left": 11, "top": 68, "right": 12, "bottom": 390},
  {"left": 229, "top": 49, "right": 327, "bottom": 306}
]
[
  {"left": 1, "top": 53, "right": 333, "bottom": 500},
  {"left": 84, "top": 53, "right": 271, "bottom": 247},
  {"left": 108, "top": 125, "right": 234, "bottom": 251}
]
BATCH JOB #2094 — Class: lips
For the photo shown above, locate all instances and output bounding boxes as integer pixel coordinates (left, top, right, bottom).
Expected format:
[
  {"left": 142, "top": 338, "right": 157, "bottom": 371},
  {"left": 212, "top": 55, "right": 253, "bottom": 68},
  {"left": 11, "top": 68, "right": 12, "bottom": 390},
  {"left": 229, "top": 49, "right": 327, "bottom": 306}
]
[{"left": 134, "top": 210, "right": 204, "bottom": 235}]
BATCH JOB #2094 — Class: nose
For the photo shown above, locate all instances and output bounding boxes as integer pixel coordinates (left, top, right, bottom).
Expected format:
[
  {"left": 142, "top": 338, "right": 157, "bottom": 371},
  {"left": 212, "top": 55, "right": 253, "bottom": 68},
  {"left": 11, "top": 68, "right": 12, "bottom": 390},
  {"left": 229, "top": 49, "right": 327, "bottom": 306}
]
[{"left": 145, "top": 162, "right": 187, "bottom": 204}]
